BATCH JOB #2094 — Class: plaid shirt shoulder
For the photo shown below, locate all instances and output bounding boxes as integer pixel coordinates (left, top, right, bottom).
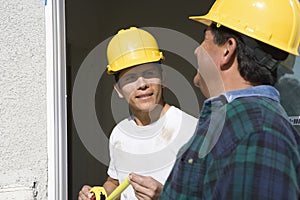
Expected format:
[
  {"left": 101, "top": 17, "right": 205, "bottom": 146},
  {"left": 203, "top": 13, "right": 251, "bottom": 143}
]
[{"left": 160, "top": 96, "right": 300, "bottom": 200}]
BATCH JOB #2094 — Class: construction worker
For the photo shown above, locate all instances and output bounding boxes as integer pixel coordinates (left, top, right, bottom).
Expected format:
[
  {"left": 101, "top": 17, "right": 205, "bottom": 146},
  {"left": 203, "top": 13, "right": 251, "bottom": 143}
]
[
  {"left": 78, "top": 27, "right": 197, "bottom": 200},
  {"left": 159, "top": 0, "right": 300, "bottom": 199}
]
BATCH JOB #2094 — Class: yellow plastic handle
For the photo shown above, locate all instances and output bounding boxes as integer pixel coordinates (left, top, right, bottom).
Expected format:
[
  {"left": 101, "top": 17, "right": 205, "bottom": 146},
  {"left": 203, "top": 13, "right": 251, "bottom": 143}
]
[
  {"left": 106, "top": 176, "right": 130, "bottom": 200},
  {"left": 89, "top": 186, "right": 107, "bottom": 200}
]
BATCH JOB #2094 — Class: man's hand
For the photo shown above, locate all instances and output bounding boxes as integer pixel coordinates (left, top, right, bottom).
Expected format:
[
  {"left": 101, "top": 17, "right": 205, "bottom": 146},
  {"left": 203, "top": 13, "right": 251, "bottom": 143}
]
[
  {"left": 129, "top": 173, "right": 163, "bottom": 200},
  {"left": 78, "top": 177, "right": 119, "bottom": 200},
  {"left": 78, "top": 185, "right": 93, "bottom": 200}
]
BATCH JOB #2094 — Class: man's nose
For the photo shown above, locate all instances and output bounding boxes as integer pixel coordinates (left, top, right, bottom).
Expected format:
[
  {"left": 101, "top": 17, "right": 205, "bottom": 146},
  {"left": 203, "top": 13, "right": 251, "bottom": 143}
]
[
  {"left": 136, "top": 76, "right": 148, "bottom": 89},
  {"left": 194, "top": 44, "right": 204, "bottom": 55}
]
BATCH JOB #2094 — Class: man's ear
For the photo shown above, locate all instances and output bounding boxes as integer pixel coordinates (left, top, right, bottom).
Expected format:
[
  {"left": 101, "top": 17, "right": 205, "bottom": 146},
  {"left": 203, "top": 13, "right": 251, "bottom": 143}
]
[
  {"left": 114, "top": 83, "right": 124, "bottom": 98},
  {"left": 221, "top": 37, "right": 237, "bottom": 67}
]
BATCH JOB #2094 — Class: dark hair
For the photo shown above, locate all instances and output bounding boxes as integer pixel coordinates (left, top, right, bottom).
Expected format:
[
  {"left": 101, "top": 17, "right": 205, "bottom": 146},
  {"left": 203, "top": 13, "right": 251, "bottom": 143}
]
[
  {"left": 210, "top": 23, "right": 288, "bottom": 86},
  {"left": 113, "top": 72, "right": 121, "bottom": 83}
]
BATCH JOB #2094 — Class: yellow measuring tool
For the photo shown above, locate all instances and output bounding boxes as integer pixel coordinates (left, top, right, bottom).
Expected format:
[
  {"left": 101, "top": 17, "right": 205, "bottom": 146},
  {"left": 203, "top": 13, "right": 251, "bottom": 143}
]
[{"left": 90, "top": 176, "right": 130, "bottom": 200}]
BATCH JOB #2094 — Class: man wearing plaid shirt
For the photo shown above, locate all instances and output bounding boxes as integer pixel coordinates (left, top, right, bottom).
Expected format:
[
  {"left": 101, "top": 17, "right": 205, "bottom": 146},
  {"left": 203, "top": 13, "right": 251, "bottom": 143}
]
[{"left": 159, "top": 0, "right": 300, "bottom": 199}]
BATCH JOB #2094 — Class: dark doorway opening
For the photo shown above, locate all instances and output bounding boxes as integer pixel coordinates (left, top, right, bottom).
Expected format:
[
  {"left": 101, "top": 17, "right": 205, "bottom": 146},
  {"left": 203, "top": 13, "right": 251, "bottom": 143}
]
[{"left": 65, "top": 0, "right": 215, "bottom": 199}]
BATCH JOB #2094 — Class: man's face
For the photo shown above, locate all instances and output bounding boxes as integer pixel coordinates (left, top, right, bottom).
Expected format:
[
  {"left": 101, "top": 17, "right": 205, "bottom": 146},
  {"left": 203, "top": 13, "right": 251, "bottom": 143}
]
[
  {"left": 115, "top": 63, "right": 164, "bottom": 113},
  {"left": 193, "top": 28, "right": 225, "bottom": 98}
]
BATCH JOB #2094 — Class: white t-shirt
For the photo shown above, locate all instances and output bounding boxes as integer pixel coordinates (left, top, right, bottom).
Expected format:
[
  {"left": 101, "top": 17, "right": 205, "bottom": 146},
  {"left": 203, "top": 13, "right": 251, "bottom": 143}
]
[{"left": 107, "top": 106, "right": 198, "bottom": 200}]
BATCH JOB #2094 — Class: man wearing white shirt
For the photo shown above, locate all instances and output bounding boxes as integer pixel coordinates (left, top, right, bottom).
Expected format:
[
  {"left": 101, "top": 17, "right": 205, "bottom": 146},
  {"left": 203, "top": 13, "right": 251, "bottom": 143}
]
[{"left": 78, "top": 27, "right": 197, "bottom": 200}]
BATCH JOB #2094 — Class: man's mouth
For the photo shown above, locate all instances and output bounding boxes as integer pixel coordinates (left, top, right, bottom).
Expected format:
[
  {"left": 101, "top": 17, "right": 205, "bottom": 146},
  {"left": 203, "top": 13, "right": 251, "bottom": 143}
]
[{"left": 136, "top": 93, "right": 153, "bottom": 99}]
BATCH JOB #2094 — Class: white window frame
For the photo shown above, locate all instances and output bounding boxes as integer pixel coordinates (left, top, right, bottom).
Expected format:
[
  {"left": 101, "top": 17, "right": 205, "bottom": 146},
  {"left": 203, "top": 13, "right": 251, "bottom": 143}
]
[{"left": 45, "top": 0, "right": 68, "bottom": 199}]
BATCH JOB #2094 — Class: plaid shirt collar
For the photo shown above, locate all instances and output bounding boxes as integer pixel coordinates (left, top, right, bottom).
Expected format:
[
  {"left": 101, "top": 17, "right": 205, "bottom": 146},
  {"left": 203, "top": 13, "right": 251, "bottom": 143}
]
[{"left": 205, "top": 85, "right": 280, "bottom": 105}]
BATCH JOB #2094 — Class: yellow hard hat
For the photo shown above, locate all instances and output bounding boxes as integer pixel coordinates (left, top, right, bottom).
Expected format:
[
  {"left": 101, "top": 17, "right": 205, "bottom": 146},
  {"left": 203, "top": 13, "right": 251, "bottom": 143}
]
[
  {"left": 106, "top": 27, "right": 164, "bottom": 74},
  {"left": 189, "top": 0, "right": 300, "bottom": 56}
]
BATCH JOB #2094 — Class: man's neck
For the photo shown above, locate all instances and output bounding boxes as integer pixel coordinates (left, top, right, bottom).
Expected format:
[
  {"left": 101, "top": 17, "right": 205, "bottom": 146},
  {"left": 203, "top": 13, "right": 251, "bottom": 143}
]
[
  {"left": 221, "top": 63, "right": 253, "bottom": 94},
  {"left": 132, "top": 103, "right": 170, "bottom": 126}
]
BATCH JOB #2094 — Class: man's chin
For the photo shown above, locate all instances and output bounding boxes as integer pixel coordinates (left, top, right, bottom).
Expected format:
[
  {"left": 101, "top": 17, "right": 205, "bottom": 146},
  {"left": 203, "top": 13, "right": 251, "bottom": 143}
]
[{"left": 134, "top": 103, "right": 160, "bottom": 112}]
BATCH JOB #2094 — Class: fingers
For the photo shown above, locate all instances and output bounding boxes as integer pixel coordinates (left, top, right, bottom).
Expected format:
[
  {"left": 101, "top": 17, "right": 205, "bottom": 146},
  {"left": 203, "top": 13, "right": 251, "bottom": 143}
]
[
  {"left": 78, "top": 185, "right": 93, "bottom": 200},
  {"left": 129, "top": 173, "right": 162, "bottom": 200},
  {"left": 130, "top": 180, "right": 154, "bottom": 200}
]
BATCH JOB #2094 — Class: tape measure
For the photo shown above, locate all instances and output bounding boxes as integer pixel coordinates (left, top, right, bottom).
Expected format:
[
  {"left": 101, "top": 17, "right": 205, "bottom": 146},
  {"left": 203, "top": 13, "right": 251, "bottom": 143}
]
[{"left": 90, "top": 176, "right": 130, "bottom": 200}]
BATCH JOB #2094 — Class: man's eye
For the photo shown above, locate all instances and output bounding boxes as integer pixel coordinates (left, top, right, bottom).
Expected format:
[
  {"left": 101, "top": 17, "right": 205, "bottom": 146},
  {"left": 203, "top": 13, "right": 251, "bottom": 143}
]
[
  {"left": 124, "top": 75, "right": 137, "bottom": 82},
  {"left": 144, "top": 71, "right": 158, "bottom": 78}
]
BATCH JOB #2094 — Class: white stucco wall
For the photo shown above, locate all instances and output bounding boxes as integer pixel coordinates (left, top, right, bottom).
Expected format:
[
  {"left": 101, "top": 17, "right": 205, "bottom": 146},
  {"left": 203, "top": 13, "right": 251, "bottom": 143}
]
[{"left": 0, "top": 0, "right": 47, "bottom": 199}]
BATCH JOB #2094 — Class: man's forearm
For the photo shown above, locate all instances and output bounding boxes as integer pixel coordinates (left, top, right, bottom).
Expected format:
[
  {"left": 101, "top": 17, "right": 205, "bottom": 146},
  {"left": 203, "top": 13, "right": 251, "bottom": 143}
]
[{"left": 103, "top": 177, "right": 119, "bottom": 196}]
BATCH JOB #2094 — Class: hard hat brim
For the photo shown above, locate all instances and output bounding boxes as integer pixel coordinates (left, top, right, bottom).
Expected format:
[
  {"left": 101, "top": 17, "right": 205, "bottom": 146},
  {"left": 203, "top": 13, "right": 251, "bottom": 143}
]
[{"left": 189, "top": 16, "right": 212, "bottom": 27}]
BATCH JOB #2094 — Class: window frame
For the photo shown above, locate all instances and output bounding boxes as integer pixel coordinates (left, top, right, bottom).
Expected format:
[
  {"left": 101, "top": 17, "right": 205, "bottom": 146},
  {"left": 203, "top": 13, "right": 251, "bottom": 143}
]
[{"left": 45, "top": 0, "right": 68, "bottom": 199}]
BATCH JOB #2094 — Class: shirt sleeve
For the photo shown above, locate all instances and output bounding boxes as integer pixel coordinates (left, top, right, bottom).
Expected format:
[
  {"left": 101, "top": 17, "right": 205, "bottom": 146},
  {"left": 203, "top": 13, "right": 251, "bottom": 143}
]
[{"left": 107, "top": 133, "right": 118, "bottom": 180}]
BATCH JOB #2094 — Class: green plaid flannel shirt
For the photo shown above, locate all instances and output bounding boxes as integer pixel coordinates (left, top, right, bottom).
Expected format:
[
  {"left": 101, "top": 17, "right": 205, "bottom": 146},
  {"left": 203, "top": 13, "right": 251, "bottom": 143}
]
[{"left": 160, "top": 86, "right": 300, "bottom": 200}]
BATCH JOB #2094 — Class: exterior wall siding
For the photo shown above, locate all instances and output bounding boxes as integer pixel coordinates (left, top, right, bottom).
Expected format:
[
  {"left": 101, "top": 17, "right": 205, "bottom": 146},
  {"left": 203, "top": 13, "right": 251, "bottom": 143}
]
[{"left": 0, "top": 0, "right": 47, "bottom": 199}]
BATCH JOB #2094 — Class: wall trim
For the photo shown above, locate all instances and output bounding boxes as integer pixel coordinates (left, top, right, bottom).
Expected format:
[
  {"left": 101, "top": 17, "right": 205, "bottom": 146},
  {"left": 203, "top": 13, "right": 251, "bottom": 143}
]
[{"left": 45, "top": 0, "right": 68, "bottom": 199}]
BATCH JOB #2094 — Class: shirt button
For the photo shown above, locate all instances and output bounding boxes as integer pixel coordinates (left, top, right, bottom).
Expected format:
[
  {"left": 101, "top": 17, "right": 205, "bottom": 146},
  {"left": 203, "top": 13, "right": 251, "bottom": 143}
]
[{"left": 188, "top": 158, "right": 193, "bottom": 164}]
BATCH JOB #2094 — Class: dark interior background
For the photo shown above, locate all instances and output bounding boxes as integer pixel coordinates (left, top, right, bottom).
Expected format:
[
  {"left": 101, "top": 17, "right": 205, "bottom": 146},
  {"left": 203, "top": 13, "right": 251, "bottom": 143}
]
[{"left": 65, "top": 0, "right": 216, "bottom": 199}]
